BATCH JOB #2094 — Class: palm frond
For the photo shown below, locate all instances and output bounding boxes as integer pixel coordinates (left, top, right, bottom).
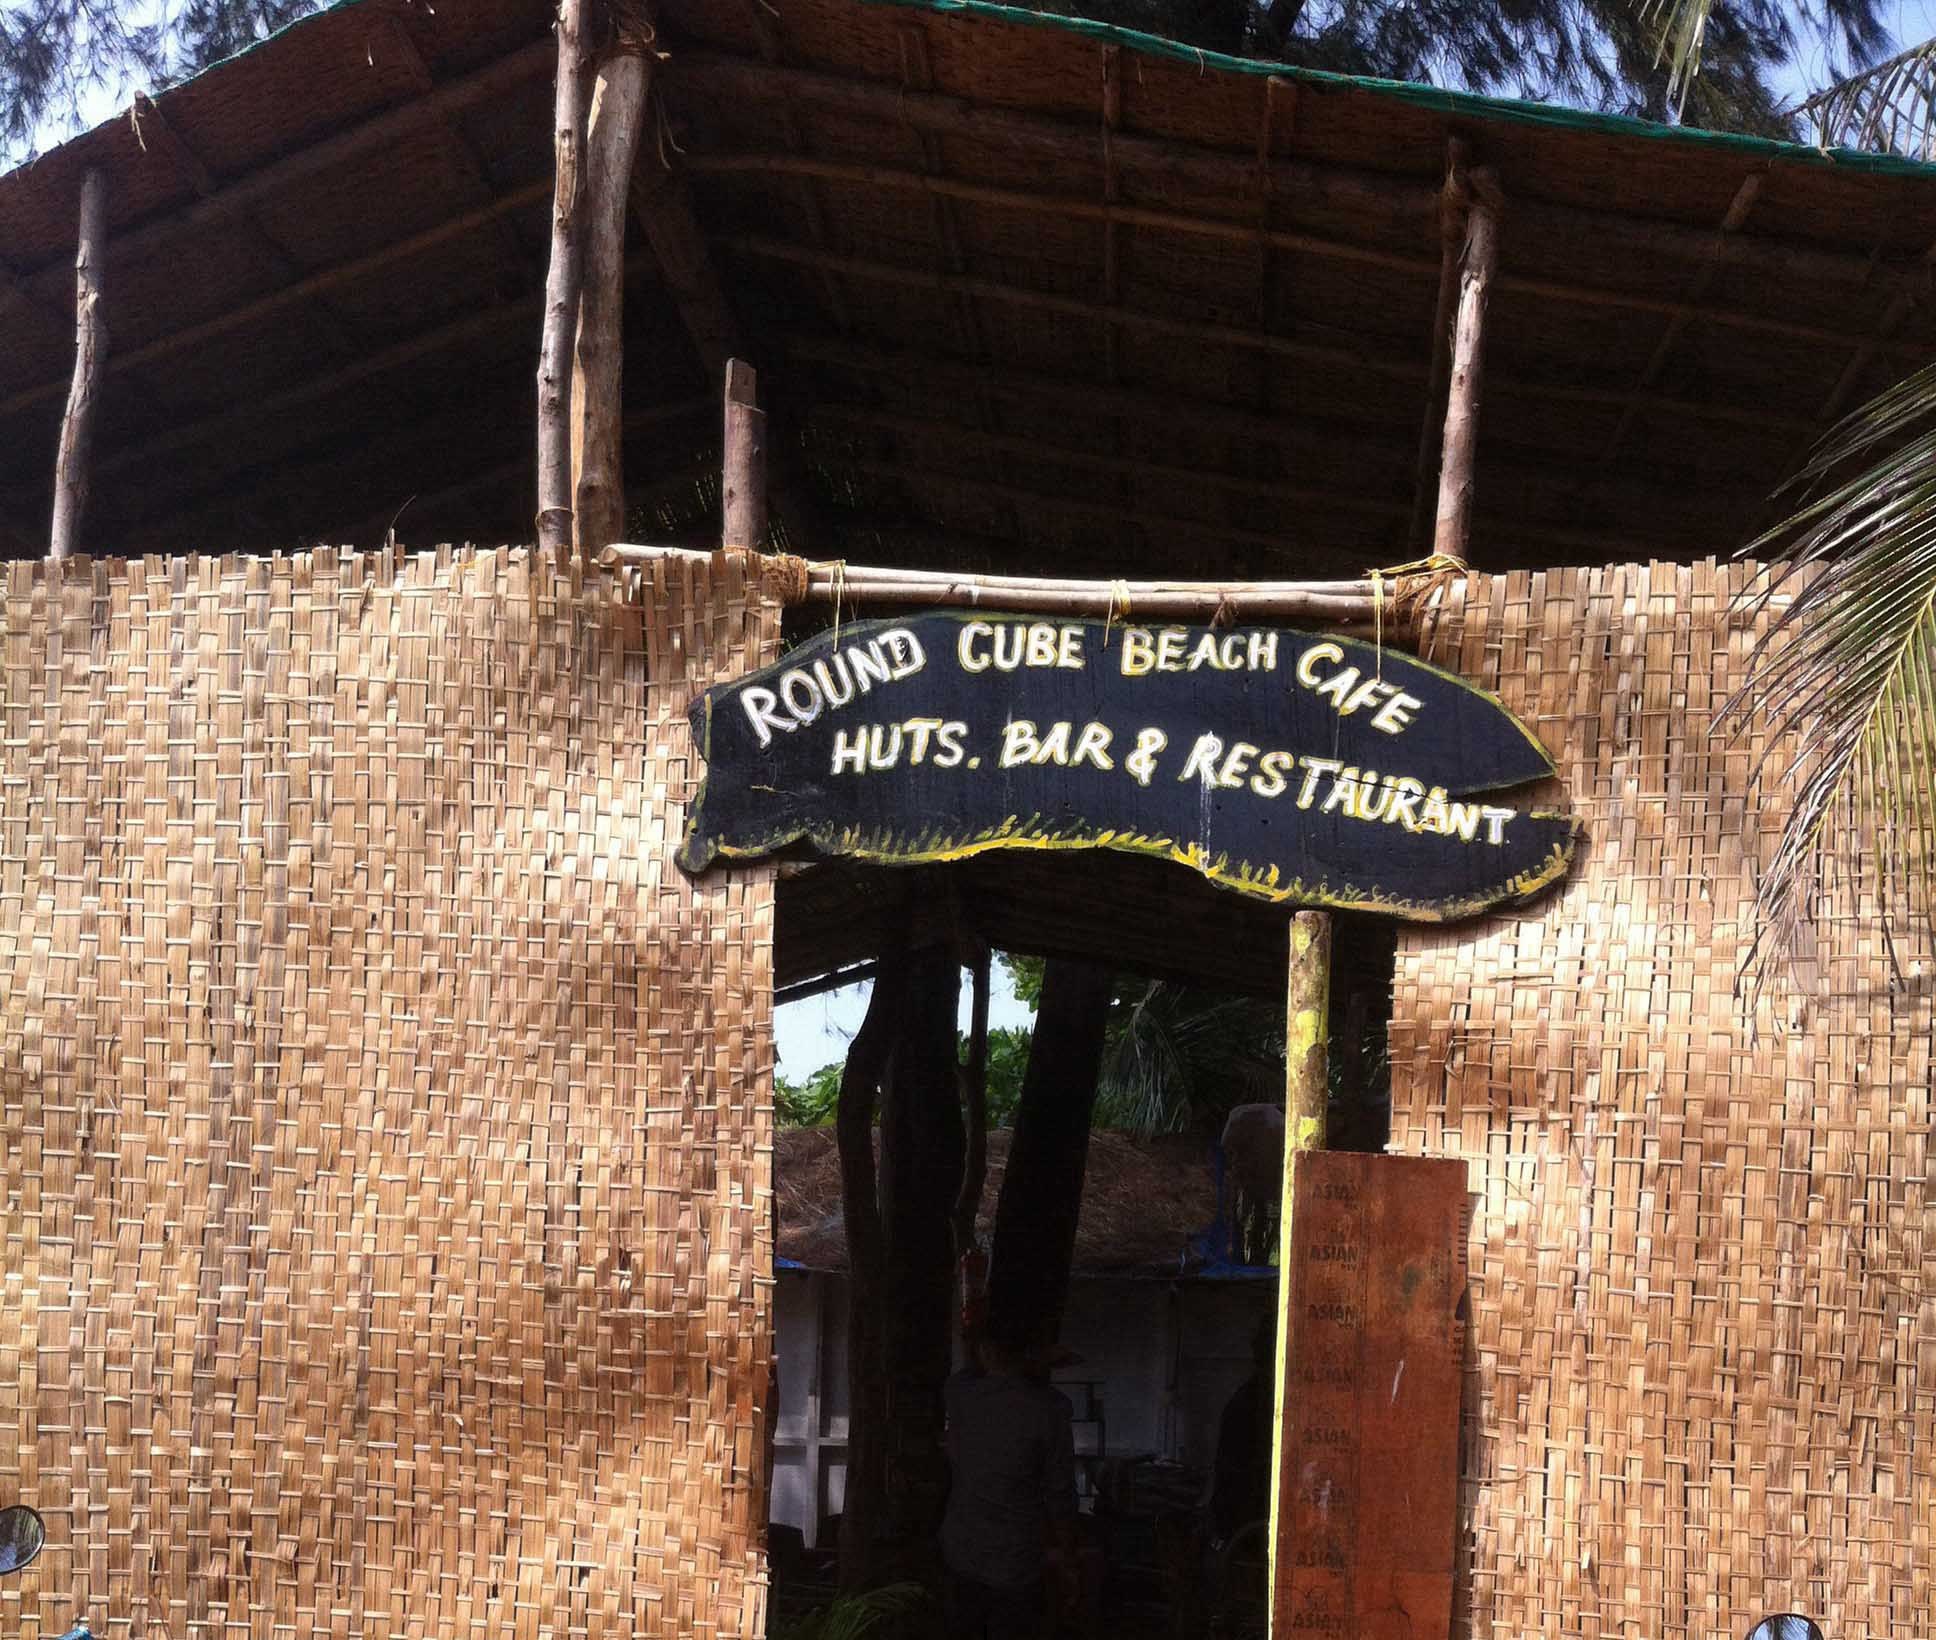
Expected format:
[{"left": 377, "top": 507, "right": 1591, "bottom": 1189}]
[
  {"left": 771, "top": 1582, "right": 929, "bottom": 1640},
  {"left": 1636, "top": 0, "right": 1713, "bottom": 115},
  {"left": 1096, "top": 983, "right": 1282, "bottom": 1135},
  {"left": 1726, "top": 359, "right": 1936, "bottom": 993},
  {"left": 1796, "top": 36, "right": 1936, "bottom": 155}
]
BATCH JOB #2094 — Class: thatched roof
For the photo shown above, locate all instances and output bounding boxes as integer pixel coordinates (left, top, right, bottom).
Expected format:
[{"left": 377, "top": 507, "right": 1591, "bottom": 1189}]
[
  {"left": 776, "top": 1124, "right": 1230, "bottom": 1277},
  {"left": 6, "top": 0, "right": 1936, "bottom": 570}
]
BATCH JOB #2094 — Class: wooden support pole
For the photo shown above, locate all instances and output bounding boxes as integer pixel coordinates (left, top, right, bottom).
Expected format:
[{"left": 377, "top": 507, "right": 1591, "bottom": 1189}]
[
  {"left": 1409, "top": 142, "right": 1466, "bottom": 554},
  {"left": 721, "top": 359, "right": 767, "bottom": 548},
  {"left": 1432, "top": 173, "right": 1501, "bottom": 561},
  {"left": 50, "top": 168, "right": 108, "bottom": 562},
  {"left": 536, "top": 0, "right": 591, "bottom": 555},
  {"left": 570, "top": 14, "right": 653, "bottom": 559},
  {"left": 1269, "top": 908, "right": 1332, "bottom": 1639}
]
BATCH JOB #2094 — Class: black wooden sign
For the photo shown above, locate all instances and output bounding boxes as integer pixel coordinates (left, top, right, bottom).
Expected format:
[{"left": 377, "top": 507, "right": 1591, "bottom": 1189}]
[{"left": 678, "top": 613, "right": 1578, "bottom": 921}]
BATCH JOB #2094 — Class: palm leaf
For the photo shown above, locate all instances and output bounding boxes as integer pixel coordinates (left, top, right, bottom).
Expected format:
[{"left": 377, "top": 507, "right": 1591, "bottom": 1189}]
[
  {"left": 1636, "top": 0, "right": 1714, "bottom": 115},
  {"left": 1725, "top": 360, "right": 1936, "bottom": 993},
  {"left": 771, "top": 1582, "right": 929, "bottom": 1640},
  {"left": 1796, "top": 36, "right": 1936, "bottom": 155}
]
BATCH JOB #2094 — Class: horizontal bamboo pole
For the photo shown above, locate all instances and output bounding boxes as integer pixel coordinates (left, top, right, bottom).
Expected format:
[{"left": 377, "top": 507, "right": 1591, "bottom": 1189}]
[{"left": 604, "top": 541, "right": 1429, "bottom": 624}]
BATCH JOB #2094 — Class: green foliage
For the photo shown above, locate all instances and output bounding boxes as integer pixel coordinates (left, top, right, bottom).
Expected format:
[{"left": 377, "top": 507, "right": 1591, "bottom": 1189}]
[
  {"left": 1022, "top": 0, "right": 1883, "bottom": 138},
  {"left": 982, "top": 1024, "right": 1032, "bottom": 1124},
  {"left": 770, "top": 1582, "right": 930, "bottom": 1640},
  {"left": 1639, "top": 0, "right": 1890, "bottom": 132},
  {"left": 776, "top": 1060, "right": 845, "bottom": 1128},
  {"left": 776, "top": 1023, "right": 1031, "bottom": 1128},
  {"left": 1093, "top": 981, "right": 1283, "bottom": 1135},
  {"left": 999, "top": 952, "right": 1046, "bottom": 1008},
  {"left": 2, "top": 0, "right": 322, "bottom": 162},
  {"left": 1725, "top": 360, "right": 1936, "bottom": 991}
]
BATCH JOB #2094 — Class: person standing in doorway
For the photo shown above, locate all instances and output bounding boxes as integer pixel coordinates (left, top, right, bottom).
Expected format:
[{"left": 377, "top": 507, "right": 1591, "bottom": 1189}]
[{"left": 940, "top": 1316, "right": 1078, "bottom": 1639}]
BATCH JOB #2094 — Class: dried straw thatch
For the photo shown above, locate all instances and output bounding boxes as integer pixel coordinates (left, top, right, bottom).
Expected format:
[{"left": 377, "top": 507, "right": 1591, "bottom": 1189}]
[
  {"left": 0, "top": 546, "right": 783, "bottom": 1640},
  {"left": 777, "top": 1126, "right": 1229, "bottom": 1277},
  {"left": 1392, "top": 559, "right": 1936, "bottom": 1640}
]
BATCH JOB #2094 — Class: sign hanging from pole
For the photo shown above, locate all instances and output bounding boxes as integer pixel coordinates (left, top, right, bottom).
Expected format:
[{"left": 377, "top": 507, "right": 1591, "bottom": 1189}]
[{"left": 678, "top": 612, "right": 1577, "bottom": 921}]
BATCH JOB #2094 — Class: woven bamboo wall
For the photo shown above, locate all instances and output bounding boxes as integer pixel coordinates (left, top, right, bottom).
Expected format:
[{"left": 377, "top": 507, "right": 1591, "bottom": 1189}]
[
  {"left": 1390, "top": 561, "right": 1934, "bottom": 1640},
  {"left": 0, "top": 546, "right": 781, "bottom": 1640}
]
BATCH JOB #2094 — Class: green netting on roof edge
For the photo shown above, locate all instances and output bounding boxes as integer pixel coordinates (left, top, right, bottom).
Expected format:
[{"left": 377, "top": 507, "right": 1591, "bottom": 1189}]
[
  {"left": 63, "top": 0, "right": 1936, "bottom": 189},
  {"left": 863, "top": 0, "right": 1936, "bottom": 182}
]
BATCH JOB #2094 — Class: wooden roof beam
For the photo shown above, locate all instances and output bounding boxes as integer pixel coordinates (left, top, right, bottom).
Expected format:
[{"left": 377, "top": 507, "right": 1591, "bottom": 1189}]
[
  {"left": 690, "top": 150, "right": 1895, "bottom": 356},
  {"left": 1, "top": 251, "right": 654, "bottom": 518},
  {"left": 130, "top": 88, "right": 352, "bottom": 362},
  {"left": 0, "top": 182, "right": 550, "bottom": 422},
  {"left": 629, "top": 160, "right": 740, "bottom": 379},
  {"left": 781, "top": 331, "right": 1764, "bottom": 500},
  {"left": 9, "top": 39, "right": 554, "bottom": 297},
  {"left": 723, "top": 234, "right": 1816, "bottom": 432},
  {"left": 117, "top": 396, "right": 712, "bottom": 553},
  {"left": 378, "top": 16, "right": 542, "bottom": 282},
  {"left": 1598, "top": 171, "right": 1766, "bottom": 464},
  {"left": 814, "top": 401, "right": 1410, "bottom": 520},
  {"left": 783, "top": 331, "right": 1413, "bottom": 452},
  {"left": 628, "top": 148, "right": 828, "bottom": 553},
  {"left": 832, "top": 450, "right": 1380, "bottom": 569},
  {"left": 811, "top": 399, "right": 1759, "bottom": 563},
  {"left": 673, "top": 51, "right": 1930, "bottom": 302}
]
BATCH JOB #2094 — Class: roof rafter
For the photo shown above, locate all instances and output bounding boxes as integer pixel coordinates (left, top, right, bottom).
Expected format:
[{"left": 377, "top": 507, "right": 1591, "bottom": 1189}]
[
  {"left": 674, "top": 49, "right": 1936, "bottom": 302},
  {"left": 0, "top": 182, "right": 550, "bottom": 422},
  {"left": 691, "top": 150, "right": 1894, "bottom": 356},
  {"left": 9, "top": 39, "right": 554, "bottom": 298},
  {"left": 724, "top": 233, "right": 1816, "bottom": 431}
]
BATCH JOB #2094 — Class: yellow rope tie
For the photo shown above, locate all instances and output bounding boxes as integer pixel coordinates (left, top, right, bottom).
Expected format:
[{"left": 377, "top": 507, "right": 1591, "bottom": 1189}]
[
  {"left": 829, "top": 558, "right": 848, "bottom": 649},
  {"left": 1102, "top": 579, "right": 1132, "bottom": 648},
  {"left": 1371, "top": 567, "right": 1385, "bottom": 678},
  {"left": 1364, "top": 551, "right": 1470, "bottom": 666}
]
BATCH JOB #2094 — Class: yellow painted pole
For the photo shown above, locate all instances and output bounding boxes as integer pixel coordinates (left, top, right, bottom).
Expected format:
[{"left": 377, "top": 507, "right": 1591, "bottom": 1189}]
[{"left": 1267, "top": 908, "right": 1331, "bottom": 1639}]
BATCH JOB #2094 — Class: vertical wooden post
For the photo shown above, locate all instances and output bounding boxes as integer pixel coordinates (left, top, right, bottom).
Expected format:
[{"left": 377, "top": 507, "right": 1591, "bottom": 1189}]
[
  {"left": 721, "top": 359, "right": 767, "bottom": 548},
  {"left": 570, "top": 16, "right": 653, "bottom": 559},
  {"left": 49, "top": 167, "right": 108, "bottom": 562},
  {"left": 535, "top": 0, "right": 590, "bottom": 555},
  {"left": 1269, "top": 908, "right": 1331, "bottom": 1638},
  {"left": 1431, "top": 170, "right": 1501, "bottom": 561},
  {"left": 1407, "top": 140, "right": 1466, "bottom": 554}
]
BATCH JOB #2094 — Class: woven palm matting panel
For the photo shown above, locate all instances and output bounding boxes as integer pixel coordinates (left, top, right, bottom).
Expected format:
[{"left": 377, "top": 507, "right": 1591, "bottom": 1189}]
[
  {"left": 1390, "top": 560, "right": 1933, "bottom": 1640},
  {"left": 0, "top": 546, "right": 780, "bottom": 1640}
]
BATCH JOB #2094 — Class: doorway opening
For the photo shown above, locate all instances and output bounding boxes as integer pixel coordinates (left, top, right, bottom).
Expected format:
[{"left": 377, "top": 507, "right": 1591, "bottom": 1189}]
[{"left": 765, "top": 852, "right": 1397, "bottom": 1638}]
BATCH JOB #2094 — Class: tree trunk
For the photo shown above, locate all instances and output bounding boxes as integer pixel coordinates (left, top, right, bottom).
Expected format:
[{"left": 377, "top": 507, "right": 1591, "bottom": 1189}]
[
  {"left": 877, "top": 946, "right": 965, "bottom": 1576},
  {"left": 535, "top": 0, "right": 590, "bottom": 554},
  {"left": 570, "top": 27, "right": 651, "bottom": 558},
  {"left": 987, "top": 958, "right": 1114, "bottom": 1350},
  {"left": 836, "top": 952, "right": 905, "bottom": 1591},
  {"left": 50, "top": 168, "right": 107, "bottom": 562}
]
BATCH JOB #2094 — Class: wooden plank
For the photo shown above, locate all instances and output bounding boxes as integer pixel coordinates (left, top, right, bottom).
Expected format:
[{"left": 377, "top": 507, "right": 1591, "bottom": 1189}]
[{"left": 1274, "top": 1151, "right": 1465, "bottom": 1640}]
